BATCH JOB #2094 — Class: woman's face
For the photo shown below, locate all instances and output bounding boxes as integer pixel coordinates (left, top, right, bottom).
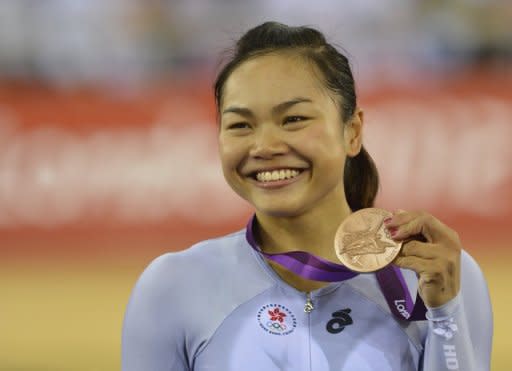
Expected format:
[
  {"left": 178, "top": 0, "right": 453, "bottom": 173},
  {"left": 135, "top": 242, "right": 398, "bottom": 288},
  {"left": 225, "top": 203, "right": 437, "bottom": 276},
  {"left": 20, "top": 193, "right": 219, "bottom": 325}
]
[{"left": 218, "top": 53, "right": 361, "bottom": 218}]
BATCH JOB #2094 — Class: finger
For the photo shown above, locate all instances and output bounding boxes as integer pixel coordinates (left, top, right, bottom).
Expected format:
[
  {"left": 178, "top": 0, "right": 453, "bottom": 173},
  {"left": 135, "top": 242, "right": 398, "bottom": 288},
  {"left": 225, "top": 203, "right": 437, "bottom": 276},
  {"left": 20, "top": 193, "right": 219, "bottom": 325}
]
[
  {"left": 408, "top": 214, "right": 458, "bottom": 244},
  {"left": 400, "top": 240, "right": 438, "bottom": 259},
  {"left": 418, "top": 272, "right": 445, "bottom": 293},
  {"left": 394, "top": 255, "right": 444, "bottom": 276},
  {"left": 393, "top": 255, "right": 432, "bottom": 274},
  {"left": 386, "top": 212, "right": 448, "bottom": 243},
  {"left": 404, "top": 214, "right": 437, "bottom": 242},
  {"left": 383, "top": 210, "right": 415, "bottom": 228}
]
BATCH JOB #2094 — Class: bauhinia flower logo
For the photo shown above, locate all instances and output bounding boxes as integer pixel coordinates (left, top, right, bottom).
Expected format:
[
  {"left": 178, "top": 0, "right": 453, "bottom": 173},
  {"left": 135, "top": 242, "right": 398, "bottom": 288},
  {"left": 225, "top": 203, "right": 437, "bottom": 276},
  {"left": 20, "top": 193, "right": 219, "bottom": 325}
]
[
  {"left": 257, "top": 304, "right": 297, "bottom": 336},
  {"left": 268, "top": 308, "right": 287, "bottom": 323}
]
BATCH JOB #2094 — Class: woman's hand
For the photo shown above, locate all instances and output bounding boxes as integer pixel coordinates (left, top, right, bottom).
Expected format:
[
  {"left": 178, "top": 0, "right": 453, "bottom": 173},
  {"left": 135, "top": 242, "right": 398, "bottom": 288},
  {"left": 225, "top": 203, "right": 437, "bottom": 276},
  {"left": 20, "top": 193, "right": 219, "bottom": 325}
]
[{"left": 384, "top": 210, "right": 462, "bottom": 308}]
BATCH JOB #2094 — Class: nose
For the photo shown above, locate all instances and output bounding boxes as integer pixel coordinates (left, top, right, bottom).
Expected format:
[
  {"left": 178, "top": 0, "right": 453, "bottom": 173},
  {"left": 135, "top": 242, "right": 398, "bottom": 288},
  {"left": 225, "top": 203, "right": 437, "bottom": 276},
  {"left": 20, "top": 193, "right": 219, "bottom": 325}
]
[{"left": 249, "top": 125, "right": 288, "bottom": 159}]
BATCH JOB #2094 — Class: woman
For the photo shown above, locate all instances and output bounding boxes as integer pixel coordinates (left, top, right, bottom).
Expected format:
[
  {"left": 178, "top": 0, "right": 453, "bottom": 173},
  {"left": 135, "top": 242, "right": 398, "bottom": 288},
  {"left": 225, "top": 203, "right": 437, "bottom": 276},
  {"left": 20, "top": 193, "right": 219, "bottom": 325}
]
[{"left": 122, "top": 22, "right": 492, "bottom": 370}]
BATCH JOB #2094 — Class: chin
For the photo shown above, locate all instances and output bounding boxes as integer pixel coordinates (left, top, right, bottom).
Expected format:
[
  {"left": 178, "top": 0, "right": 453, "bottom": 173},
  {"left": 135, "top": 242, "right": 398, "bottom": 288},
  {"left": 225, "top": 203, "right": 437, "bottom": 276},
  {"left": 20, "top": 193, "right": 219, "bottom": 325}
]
[{"left": 255, "top": 203, "right": 306, "bottom": 219}]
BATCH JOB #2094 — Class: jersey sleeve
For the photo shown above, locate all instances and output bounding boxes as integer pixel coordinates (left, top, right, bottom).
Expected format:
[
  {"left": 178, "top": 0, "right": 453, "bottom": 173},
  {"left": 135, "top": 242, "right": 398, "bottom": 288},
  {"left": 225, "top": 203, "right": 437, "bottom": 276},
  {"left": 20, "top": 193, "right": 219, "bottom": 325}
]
[
  {"left": 122, "top": 253, "right": 190, "bottom": 371},
  {"left": 421, "top": 250, "right": 493, "bottom": 371}
]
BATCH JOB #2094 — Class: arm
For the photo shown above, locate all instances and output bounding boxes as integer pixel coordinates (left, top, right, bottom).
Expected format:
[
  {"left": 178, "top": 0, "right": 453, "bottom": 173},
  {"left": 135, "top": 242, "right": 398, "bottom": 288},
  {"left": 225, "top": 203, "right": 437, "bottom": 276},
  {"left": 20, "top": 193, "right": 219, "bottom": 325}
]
[
  {"left": 384, "top": 211, "right": 493, "bottom": 370},
  {"left": 122, "top": 254, "right": 190, "bottom": 371},
  {"left": 422, "top": 251, "right": 492, "bottom": 370}
]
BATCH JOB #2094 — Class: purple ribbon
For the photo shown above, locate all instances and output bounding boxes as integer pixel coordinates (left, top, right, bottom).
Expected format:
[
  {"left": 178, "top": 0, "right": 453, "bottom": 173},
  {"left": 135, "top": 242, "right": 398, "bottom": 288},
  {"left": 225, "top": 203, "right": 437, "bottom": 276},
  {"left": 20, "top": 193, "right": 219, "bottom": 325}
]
[{"left": 246, "top": 215, "right": 426, "bottom": 321}]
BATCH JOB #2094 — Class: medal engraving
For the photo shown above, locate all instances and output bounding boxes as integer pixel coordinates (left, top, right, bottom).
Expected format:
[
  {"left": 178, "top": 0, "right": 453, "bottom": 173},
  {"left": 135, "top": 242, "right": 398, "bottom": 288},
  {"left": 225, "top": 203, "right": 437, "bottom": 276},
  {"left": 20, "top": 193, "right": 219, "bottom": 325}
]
[{"left": 334, "top": 208, "right": 401, "bottom": 273}]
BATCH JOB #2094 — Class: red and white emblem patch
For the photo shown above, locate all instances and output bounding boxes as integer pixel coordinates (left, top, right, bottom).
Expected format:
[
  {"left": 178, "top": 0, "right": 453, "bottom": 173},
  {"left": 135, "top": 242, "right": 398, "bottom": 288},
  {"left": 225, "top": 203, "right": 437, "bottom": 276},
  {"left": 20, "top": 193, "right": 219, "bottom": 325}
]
[{"left": 257, "top": 304, "right": 297, "bottom": 336}]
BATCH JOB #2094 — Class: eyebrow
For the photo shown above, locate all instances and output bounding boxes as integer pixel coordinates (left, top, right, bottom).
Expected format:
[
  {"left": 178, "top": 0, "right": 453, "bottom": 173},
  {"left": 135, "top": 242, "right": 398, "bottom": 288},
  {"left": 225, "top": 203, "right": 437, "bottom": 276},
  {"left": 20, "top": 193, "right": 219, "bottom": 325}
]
[{"left": 222, "top": 97, "right": 313, "bottom": 117}]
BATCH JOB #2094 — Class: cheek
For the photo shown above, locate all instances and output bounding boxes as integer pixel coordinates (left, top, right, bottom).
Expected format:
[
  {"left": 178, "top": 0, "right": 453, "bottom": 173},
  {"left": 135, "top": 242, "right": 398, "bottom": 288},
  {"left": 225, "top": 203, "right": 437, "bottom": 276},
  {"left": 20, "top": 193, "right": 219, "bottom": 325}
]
[
  {"left": 218, "top": 137, "right": 243, "bottom": 174},
  {"left": 300, "top": 124, "right": 345, "bottom": 159}
]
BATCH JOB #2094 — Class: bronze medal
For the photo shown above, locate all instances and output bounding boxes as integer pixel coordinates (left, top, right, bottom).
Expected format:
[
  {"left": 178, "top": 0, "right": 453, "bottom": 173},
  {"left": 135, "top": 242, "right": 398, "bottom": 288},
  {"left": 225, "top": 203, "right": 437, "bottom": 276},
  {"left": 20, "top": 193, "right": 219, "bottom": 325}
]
[{"left": 334, "top": 208, "right": 402, "bottom": 273}]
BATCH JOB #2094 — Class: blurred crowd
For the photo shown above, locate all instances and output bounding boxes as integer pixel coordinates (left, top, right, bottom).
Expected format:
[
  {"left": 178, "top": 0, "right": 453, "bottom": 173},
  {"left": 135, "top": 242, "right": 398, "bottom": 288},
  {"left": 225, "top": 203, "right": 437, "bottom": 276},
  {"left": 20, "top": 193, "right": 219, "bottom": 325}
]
[{"left": 0, "top": 0, "right": 510, "bottom": 87}]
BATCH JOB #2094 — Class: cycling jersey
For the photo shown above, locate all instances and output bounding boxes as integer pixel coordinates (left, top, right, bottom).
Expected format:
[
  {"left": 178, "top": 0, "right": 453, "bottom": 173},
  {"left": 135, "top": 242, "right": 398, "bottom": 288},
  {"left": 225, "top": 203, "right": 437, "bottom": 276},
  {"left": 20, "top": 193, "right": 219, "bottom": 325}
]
[{"left": 122, "top": 226, "right": 492, "bottom": 370}]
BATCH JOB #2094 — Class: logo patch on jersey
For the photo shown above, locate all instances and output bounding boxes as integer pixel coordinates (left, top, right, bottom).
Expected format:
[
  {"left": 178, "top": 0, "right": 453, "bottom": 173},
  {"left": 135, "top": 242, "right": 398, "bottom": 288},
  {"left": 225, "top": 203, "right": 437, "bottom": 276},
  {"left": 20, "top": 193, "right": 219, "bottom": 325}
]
[
  {"left": 326, "top": 308, "right": 353, "bottom": 334},
  {"left": 257, "top": 304, "right": 297, "bottom": 336}
]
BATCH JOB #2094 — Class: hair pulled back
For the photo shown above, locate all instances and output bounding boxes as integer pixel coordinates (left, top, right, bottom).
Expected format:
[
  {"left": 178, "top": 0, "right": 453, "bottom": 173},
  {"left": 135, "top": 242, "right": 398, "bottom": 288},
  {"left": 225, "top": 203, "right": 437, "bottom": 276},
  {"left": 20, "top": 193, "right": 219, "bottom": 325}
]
[{"left": 214, "top": 21, "right": 379, "bottom": 211}]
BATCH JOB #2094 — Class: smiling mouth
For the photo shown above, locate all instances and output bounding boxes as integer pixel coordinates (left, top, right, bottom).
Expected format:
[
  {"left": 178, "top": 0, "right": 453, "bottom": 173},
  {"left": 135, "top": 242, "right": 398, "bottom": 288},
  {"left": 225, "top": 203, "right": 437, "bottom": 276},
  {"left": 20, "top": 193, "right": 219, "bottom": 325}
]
[{"left": 253, "top": 169, "right": 303, "bottom": 182}]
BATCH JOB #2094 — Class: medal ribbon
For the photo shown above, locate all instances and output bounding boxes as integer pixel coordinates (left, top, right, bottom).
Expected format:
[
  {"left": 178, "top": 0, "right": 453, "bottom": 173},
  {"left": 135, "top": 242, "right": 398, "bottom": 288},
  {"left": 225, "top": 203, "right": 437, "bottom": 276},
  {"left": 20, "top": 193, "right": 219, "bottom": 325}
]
[{"left": 246, "top": 215, "right": 426, "bottom": 321}]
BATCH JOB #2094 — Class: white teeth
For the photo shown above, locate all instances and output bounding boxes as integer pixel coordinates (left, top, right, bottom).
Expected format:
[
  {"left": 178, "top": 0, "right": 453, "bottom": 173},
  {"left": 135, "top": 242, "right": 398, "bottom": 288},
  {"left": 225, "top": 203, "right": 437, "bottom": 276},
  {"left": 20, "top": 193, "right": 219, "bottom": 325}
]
[{"left": 256, "top": 169, "right": 300, "bottom": 182}]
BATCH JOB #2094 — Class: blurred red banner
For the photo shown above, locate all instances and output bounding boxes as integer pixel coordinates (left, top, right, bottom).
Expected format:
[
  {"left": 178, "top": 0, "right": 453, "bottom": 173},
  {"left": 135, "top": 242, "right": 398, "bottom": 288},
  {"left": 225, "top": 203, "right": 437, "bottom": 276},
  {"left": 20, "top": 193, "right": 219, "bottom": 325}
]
[{"left": 1, "top": 73, "right": 510, "bottom": 255}]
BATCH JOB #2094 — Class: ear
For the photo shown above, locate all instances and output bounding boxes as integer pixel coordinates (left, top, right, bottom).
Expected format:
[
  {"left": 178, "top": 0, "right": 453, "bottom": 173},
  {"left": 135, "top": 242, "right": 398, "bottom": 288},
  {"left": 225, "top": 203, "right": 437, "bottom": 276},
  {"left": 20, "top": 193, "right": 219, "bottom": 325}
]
[{"left": 343, "top": 107, "right": 364, "bottom": 157}]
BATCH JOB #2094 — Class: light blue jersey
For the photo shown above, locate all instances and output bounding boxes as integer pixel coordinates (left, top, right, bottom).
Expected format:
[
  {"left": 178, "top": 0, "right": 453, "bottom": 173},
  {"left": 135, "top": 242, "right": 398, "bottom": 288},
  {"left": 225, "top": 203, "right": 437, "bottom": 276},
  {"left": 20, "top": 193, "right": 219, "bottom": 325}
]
[{"left": 122, "top": 228, "right": 492, "bottom": 370}]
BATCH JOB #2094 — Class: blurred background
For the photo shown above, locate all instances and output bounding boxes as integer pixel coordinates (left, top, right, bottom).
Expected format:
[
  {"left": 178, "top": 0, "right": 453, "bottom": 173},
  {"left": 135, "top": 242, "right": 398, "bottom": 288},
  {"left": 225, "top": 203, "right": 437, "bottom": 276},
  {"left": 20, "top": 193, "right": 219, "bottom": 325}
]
[{"left": 0, "top": 1, "right": 510, "bottom": 370}]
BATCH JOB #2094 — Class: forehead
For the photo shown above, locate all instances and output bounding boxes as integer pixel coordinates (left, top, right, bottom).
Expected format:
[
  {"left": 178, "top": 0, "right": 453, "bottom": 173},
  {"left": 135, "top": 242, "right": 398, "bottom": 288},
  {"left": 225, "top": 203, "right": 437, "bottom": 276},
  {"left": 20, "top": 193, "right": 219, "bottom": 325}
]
[{"left": 221, "top": 53, "right": 330, "bottom": 109}]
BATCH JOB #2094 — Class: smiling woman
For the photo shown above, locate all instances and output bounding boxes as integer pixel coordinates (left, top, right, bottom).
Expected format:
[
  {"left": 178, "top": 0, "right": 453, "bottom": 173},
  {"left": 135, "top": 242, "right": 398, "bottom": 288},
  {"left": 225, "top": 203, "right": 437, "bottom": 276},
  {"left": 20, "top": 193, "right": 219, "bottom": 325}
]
[
  {"left": 219, "top": 54, "right": 357, "bottom": 225},
  {"left": 121, "top": 22, "right": 492, "bottom": 371}
]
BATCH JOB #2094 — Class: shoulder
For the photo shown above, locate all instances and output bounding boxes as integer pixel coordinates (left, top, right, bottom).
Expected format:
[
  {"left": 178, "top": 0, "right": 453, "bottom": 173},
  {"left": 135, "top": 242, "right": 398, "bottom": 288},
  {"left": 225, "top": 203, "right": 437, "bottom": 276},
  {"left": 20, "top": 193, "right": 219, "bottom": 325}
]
[
  {"left": 134, "top": 229, "right": 249, "bottom": 292},
  {"left": 123, "top": 229, "right": 275, "bottom": 357},
  {"left": 128, "top": 228, "right": 273, "bottom": 315},
  {"left": 121, "top": 230, "right": 257, "bottom": 369},
  {"left": 152, "top": 229, "right": 247, "bottom": 270}
]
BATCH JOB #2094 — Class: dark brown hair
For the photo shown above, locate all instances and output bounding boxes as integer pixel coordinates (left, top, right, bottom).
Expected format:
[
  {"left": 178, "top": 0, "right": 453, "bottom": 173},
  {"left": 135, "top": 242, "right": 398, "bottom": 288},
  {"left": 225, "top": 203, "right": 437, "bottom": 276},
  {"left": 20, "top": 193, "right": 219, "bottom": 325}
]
[{"left": 214, "top": 21, "right": 379, "bottom": 211}]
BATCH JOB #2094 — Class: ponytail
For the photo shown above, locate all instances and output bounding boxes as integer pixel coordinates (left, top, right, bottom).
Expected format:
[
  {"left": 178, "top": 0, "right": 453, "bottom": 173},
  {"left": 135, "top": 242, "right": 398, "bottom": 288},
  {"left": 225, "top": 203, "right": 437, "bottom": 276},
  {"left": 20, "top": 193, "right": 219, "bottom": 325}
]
[{"left": 344, "top": 146, "right": 379, "bottom": 211}]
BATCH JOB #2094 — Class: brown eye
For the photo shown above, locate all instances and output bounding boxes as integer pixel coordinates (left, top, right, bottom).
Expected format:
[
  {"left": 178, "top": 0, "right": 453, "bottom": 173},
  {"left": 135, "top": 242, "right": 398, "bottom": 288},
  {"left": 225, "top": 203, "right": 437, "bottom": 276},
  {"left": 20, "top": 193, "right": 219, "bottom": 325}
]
[
  {"left": 283, "top": 116, "right": 308, "bottom": 125},
  {"left": 227, "top": 122, "right": 250, "bottom": 130}
]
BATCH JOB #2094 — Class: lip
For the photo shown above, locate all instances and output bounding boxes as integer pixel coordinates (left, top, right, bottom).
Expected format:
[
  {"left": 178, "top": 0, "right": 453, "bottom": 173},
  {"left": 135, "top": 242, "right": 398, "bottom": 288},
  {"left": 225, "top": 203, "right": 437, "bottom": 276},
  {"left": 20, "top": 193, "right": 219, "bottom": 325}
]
[
  {"left": 242, "top": 166, "right": 307, "bottom": 176},
  {"left": 246, "top": 169, "right": 308, "bottom": 189}
]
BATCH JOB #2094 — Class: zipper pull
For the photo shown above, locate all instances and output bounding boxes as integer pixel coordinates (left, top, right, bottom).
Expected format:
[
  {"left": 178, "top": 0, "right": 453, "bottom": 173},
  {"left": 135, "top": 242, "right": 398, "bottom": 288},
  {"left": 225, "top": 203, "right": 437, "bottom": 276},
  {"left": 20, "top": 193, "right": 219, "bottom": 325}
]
[{"left": 304, "top": 292, "right": 314, "bottom": 313}]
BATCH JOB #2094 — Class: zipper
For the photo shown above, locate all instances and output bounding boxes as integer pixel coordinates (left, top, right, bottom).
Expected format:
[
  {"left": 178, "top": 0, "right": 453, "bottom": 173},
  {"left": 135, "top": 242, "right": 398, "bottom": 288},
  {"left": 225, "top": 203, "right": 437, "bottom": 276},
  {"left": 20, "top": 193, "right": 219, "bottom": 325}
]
[
  {"left": 305, "top": 292, "right": 314, "bottom": 371},
  {"left": 304, "top": 292, "right": 314, "bottom": 313}
]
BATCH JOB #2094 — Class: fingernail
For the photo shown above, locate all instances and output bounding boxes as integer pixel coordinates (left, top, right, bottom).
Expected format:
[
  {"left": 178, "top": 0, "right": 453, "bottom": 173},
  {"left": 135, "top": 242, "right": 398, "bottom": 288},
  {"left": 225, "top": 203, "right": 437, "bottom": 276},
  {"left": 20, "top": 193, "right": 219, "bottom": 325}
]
[
  {"left": 389, "top": 228, "right": 398, "bottom": 237},
  {"left": 384, "top": 217, "right": 392, "bottom": 224}
]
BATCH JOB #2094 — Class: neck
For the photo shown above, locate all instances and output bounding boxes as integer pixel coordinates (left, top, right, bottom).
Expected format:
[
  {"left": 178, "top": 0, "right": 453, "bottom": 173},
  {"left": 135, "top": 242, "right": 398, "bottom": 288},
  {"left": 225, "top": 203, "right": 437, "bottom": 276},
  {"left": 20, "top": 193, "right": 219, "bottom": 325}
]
[{"left": 255, "top": 200, "right": 352, "bottom": 262}]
